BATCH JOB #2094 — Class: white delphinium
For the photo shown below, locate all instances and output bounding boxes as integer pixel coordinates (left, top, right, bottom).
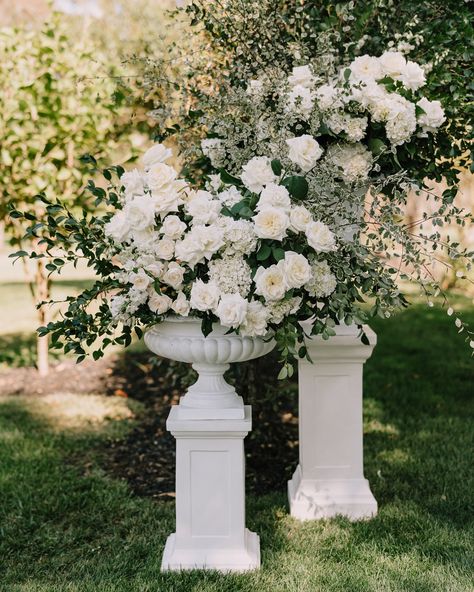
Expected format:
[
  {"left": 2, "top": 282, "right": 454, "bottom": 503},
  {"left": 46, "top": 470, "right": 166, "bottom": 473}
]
[
  {"left": 218, "top": 217, "right": 258, "bottom": 255},
  {"left": 127, "top": 287, "right": 148, "bottom": 314},
  {"left": 267, "top": 296, "right": 302, "bottom": 324},
  {"left": 288, "top": 65, "right": 314, "bottom": 89},
  {"left": 254, "top": 264, "right": 288, "bottom": 302},
  {"left": 239, "top": 300, "right": 269, "bottom": 337},
  {"left": 109, "top": 294, "right": 128, "bottom": 322},
  {"left": 142, "top": 143, "right": 173, "bottom": 170},
  {"left": 171, "top": 291, "right": 191, "bottom": 316},
  {"left": 416, "top": 98, "right": 446, "bottom": 134},
  {"left": 306, "top": 221, "right": 337, "bottom": 253},
  {"left": 305, "top": 260, "right": 337, "bottom": 298},
  {"left": 175, "top": 224, "right": 225, "bottom": 268},
  {"left": 186, "top": 190, "right": 222, "bottom": 225},
  {"left": 286, "top": 135, "right": 323, "bottom": 171},
  {"left": 162, "top": 261, "right": 186, "bottom": 290},
  {"left": 190, "top": 279, "right": 221, "bottom": 311},
  {"left": 287, "top": 85, "right": 314, "bottom": 117},
  {"left": 208, "top": 255, "right": 252, "bottom": 297},
  {"left": 218, "top": 186, "right": 243, "bottom": 207},
  {"left": 253, "top": 207, "right": 290, "bottom": 241},
  {"left": 148, "top": 292, "right": 172, "bottom": 315},
  {"left": 201, "top": 138, "right": 225, "bottom": 168},
  {"left": 241, "top": 156, "right": 277, "bottom": 193},
  {"left": 326, "top": 143, "right": 373, "bottom": 183},
  {"left": 161, "top": 215, "right": 187, "bottom": 240},
  {"left": 257, "top": 183, "right": 291, "bottom": 211},
  {"left": 289, "top": 205, "right": 313, "bottom": 232},
  {"left": 282, "top": 251, "right": 312, "bottom": 289},
  {"left": 216, "top": 293, "right": 248, "bottom": 328}
]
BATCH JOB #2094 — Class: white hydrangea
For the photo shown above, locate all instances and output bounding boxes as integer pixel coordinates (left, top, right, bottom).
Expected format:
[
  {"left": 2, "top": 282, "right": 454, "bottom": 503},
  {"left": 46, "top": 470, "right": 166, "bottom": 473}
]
[
  {"left": 218, "top": 218, "right": 258, "bottom": 255},
  {"left": 326, "top": 143, "right": 373, "bottom": 183},
  {"left": 208, "top": 256, "right": 252, "bottom": 297},
  {"left": 305, "top": 260, "right": 337, "bottom": 298},
  {"left": 218, "top": 186, "right": 243, "bottom": 207},
  {"left": 326, "top": 114, "right": 368, "bottom": 142},
  {"left": 384, "top": 96, "right": 417, "bottom": 145},
  {"left": 315, "top": 83, "right": 342, "bottom": 110},
  {"left": 267, "top": 296, "right": 302, "bottom": 324},
  {"left": 288, "top": 65, "right": 314, "bottom": 89}
]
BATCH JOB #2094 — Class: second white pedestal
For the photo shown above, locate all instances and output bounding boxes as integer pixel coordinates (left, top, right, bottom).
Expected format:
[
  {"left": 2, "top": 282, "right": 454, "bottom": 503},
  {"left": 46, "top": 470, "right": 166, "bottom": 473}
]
[
  {"left": 162, "top": 405, "right": 259, "bottom": 572},
  {"left": 288, "top": 324, "right": 378, "bottom": 521}
]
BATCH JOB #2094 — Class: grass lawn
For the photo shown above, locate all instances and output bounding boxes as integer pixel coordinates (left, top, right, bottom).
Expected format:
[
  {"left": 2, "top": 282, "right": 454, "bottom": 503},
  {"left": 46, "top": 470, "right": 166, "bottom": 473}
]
[{"left": 0, "top": 297, "right": 473, "bottom": 591}]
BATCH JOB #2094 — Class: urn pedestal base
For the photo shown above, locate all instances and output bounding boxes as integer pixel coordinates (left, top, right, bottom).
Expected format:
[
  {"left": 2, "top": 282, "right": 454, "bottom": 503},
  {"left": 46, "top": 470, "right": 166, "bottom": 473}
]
[
  {"left": 162, "top": 405, "right": 259, "bottom": 573},
  {"left": 289, "top": 323, "right": 378, "bottom": 521}
]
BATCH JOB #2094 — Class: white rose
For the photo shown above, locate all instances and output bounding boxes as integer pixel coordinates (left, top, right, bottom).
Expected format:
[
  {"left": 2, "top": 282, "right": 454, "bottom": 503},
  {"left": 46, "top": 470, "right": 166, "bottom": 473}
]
[
  {"left": 379, "top": 51, "right": 406, "bottom": 79},
  {"left": 287, "top": 85, "right": 314, "bottom": 117},
  {"left": 289, "top": 205, "right": 312, "bottom": 232},
  {"left": 254, "top": 265, "right": 288, "bottom": 302},
  {"left": 124, "top": 195, "right": 156, "bottom": 230},
  {"left": 315, "top": 83, "right": 342, "bottom": 111},
  {"left": 129, "top": 269, "right": 151, "bottom": 291},
  {"left": 162, "top": 261, "right": 185, "bottom": 290},
  {"left": 146, "top": 163, "right": 177, "bottom": 193},
  {"left": 190, "top": 279, "right": 221, "bottom": 311},
  {"left": 148, "top": 292, "right": 172, "bottom": 315},
  {"left": 121, "top": 169, "right": 144, "bottom": 199},
  {"left": 257, "top": 183, "right": 291, "bottom": 211},
  {"left": 241, "top": 156, "right": 277, "bottom": 193},
  {"left": 105, "top": 211, "right": 130, "bottom": 244},
  {"left": 240, "top": 300, "right": 269, "bottom": 337},
  {"left": 155, "top": 238, "right": 175, "bottom": 261},
  {"left": 171, "top": 291, "right": 191, "bottom": 316},
  {"left": 400, "top": 61, "right": 426, "bottom": 91},
  {"left": 306, "top": 221, "right": 337, "bottom": 253},
  {"left": 216, "top": 293, "right": 248, "bottom": 328},
  {"left": 161, "top": 215, "right": 186, "bottom": 239},
  {"left": 349, "top": 55, "right": 383, "bottom": 82},
  {"left": 186, "top": 191, "right": 222, "bottom": 225},
  {"left": 175, "top": 224, "right": 225, "bottom": 268},
  {"left": 253, "top": 207, "right": 290, "bottom": 241},
  {"left": 131, "top": 227, "right": 157, "bottom": 250},
  {"left": 151, "top": 190, "right": 183, "bottom": 218},
  {"left": 288, "top": 65, "right": 314, "bottom": 89},
  {"left": 142, "top": 143, "right": 173, "bottom": 169},
  {"left": 146, "top": 262, "right": 165, "bottom": 277},
  {"left": 417, "top": 97, "right": 446, "bottom": 133},
  {"left": 282, "top": 251, "right": 312, "bottom": 289},
  {"left": 286, "top": 135, "right": 323, "bottom": 172}
]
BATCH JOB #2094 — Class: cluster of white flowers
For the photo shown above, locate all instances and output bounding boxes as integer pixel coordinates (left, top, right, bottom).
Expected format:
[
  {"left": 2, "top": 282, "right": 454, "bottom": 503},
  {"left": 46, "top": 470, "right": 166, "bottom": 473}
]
[{"left": 105, "top": 142, "right": 340, "bottom": 337}]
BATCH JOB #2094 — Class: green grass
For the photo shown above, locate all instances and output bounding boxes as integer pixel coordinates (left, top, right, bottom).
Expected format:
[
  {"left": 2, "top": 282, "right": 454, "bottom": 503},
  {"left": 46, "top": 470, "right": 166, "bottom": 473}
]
[{"left": 0, "top": 301, "right": 473, "bottom": 591}]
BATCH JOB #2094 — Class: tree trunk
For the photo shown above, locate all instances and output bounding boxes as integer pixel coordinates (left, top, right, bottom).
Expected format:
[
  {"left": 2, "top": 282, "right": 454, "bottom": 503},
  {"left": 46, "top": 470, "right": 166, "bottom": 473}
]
[{"left": 35, "top": 257, "right": 50, "bottom": 377}]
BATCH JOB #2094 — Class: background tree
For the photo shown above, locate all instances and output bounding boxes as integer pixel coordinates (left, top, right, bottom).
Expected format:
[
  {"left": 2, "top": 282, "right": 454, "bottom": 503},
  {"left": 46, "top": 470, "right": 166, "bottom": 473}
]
[{"left": 0, "top": 13, "right": 137, "bottom": 375}]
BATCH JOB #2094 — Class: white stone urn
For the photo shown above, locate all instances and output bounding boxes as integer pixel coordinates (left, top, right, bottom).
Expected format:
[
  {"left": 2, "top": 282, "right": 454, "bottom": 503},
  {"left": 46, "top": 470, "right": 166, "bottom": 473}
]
[{"left": 144, "top": 317, "right": 275, "bottom": 419}]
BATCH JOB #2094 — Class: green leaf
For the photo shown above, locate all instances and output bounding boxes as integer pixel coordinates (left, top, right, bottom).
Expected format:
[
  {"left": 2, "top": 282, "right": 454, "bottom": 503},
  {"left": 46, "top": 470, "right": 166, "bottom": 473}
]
[
  {"left": 272, "top": 247, "right": 285, "bottom": 262},
  {"left": 256, "top": 243, "right": 272, "bottom": 261},
  {"left": 281, "top": 176, "right": 308, "bottom": 200},
  {"left": 220, "top": 169, "right": 242, "bottom": 186},
  {"left": 271, "top": 159, "right": 282, "bottom": 176},
  {"left": 368, "top": 138, "right": 387, "bottom": 156}
]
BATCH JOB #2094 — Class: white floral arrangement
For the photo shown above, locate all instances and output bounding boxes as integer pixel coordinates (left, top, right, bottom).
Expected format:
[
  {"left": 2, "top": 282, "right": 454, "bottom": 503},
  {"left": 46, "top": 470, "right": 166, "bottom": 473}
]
[{"left": 15, "top": 52, "right": 473, "bottom": 374}]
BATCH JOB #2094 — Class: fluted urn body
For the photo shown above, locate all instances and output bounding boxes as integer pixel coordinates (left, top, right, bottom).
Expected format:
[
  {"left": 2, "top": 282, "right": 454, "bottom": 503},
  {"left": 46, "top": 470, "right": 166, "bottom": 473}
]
[{"left": 145, "top": 317, "right": 275, "bottom": 419}]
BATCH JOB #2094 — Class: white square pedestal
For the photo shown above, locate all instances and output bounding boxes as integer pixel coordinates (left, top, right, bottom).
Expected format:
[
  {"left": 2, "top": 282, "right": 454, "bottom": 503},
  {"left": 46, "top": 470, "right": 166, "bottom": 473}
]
[
  {"left": 162, "top": 405, "right": 259, "bottom": 572},
  {"left": 288, "top": 324, "right": 378, "bottom": 521}
]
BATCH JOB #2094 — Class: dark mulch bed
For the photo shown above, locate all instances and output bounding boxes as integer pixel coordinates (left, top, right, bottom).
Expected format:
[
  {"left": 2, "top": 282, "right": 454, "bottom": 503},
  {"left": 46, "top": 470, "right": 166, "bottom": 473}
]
[
  {"left": 0, "top": 350, "right": 299, "bottom": 497},
  {"left": 101, "top": 350, "right": 299, "bottom": 497}
]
